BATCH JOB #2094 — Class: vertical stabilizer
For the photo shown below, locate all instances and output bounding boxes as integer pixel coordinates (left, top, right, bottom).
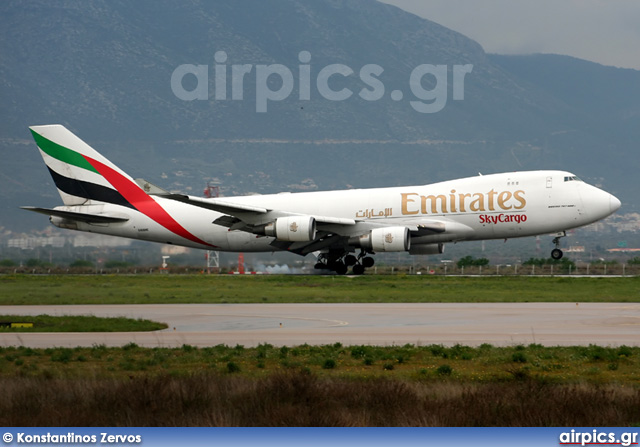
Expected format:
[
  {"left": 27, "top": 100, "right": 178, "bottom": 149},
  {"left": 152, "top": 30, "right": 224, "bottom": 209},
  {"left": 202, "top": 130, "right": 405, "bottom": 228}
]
[{"left": 29, "top": 124, "right": 141, "bottom": 208}]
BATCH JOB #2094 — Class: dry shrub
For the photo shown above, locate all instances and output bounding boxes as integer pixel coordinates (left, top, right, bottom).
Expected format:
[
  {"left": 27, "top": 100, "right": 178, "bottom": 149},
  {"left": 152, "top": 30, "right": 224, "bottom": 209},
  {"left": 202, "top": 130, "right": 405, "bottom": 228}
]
[{"left": 1, "top": 373, "right": 638, "bottom": 426}]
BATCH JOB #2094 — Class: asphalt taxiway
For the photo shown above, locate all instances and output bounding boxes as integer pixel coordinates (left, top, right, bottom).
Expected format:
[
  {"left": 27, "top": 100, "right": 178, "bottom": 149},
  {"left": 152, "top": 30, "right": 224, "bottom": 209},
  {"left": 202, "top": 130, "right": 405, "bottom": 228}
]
[{"left": 1, "top": 303, "right": 639, "bottom": 348}]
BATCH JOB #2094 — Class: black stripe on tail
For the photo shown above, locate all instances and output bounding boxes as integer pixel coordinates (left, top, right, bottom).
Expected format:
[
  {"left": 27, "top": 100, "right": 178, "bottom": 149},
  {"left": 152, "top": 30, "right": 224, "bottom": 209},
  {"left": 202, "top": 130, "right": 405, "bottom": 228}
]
[{"left": 47, "top": 167, "right": 135, "bottom": 209}]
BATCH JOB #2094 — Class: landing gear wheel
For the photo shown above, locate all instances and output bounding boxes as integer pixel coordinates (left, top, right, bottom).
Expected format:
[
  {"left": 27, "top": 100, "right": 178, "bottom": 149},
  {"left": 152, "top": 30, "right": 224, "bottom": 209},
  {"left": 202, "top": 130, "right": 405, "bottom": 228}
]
[
  {"left": 344, "top": 255, "right": 357, "bottom": 266},
  {"left": 314, "top": 262, "right": 325, "bottom": 270},
  {"left": 551, "top": 233, "right": 565, "bottom": 260},
  {"left": 551, "top": 248, "right": 563, "bottom": 260},
  {"left": 362, "top": 257, "right": 375, "bottom": 268},
  {"left": 334, "top": 262, "right": 348, "bottom": 275},
  {"left": 352, "top": 264, "right": 365, "bottom": 275}
]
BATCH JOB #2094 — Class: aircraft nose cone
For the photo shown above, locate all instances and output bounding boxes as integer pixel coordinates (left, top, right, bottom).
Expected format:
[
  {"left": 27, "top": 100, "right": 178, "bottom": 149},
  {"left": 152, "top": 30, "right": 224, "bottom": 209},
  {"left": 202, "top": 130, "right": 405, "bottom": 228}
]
[{"left": 610, "top": 194, "right": 621, "bottom": 213}]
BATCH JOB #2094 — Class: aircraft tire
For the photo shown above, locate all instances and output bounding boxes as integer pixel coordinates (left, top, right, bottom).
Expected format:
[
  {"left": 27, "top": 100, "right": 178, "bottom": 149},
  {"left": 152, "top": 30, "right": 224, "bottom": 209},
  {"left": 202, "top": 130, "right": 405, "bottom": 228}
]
[
  {"left": 551, "top": 248, "right": 563, "bottom": 260},
  {"left": 362, "top": 257, "right": 375, "bottom": 268},
  {"left": 334, "top": 262, "right": 348, "bottom": 275},
  {"left": 344, "top": 255, "right": 357, "bottom": 266},
  {"left": 352, "top": 264, "right": 365, "bottom": 275}
]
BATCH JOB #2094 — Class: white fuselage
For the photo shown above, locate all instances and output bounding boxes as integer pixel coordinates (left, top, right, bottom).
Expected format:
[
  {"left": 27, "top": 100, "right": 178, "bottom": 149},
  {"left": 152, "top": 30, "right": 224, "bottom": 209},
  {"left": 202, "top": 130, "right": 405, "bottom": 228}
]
[{"left": 55, "top": 170, "right": 620, "bottom": 253}]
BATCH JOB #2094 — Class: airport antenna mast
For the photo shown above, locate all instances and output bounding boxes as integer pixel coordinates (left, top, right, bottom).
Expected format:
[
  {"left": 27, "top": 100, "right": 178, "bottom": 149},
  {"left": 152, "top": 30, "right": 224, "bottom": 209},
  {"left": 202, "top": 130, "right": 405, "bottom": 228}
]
[{"left": 205, "top": 182, "right": 221, "bottom": 273}]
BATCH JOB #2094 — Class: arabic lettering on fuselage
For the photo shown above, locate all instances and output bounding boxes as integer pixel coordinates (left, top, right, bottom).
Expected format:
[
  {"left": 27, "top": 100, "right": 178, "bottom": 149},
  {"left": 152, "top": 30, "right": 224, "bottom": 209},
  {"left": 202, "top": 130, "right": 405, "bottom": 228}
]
[{"left": 355, "top": 208, "right": 393, "bottom": 219}]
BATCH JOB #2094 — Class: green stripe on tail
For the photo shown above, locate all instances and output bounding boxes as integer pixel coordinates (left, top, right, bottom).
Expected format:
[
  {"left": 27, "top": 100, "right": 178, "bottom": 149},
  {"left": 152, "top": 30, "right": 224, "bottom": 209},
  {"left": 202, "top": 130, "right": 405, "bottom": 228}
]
[{"left": 30, "top": 129, "right": 99, "bottom": 174}]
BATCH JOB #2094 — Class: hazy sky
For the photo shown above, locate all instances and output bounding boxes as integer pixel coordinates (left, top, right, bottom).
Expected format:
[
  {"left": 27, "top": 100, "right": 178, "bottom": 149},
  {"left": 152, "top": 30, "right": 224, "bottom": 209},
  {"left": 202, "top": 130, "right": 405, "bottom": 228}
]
[{"left": 380, "top": 0, "right": 640, "bottom": 70}]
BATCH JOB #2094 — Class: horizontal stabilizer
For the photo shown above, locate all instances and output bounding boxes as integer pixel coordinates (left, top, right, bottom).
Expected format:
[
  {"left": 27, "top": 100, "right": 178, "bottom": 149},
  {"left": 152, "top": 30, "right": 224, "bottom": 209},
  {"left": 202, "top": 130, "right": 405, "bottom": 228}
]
[
  {"left": 135, "top": 178, "right": 170, "bottom": 195},
  {"left": 21, "top": 206, "right": 129, "bottom": 223}
]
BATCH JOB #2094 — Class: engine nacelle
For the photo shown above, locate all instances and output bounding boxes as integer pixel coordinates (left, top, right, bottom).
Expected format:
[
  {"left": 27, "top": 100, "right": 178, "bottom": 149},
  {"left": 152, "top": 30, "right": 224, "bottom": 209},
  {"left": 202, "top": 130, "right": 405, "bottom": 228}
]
[
  {"left": 352, "top": 226, "right": 410, "bottom": 252},
  {"left": 264, "top": 216, "right": 316, "bottom": 242},
  {"left": 409, "top": 243, "right": 445, "bottom": 255},
  {"left": 50, "top": 216, "right": 78, "bottom": 230}
]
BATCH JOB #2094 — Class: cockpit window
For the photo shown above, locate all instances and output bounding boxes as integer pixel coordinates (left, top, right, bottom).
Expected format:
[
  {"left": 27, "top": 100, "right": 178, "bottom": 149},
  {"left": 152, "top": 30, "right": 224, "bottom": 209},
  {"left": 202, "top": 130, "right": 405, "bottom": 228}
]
[{"left": 564, "top": 176, "right": 582, "bottom": 182}]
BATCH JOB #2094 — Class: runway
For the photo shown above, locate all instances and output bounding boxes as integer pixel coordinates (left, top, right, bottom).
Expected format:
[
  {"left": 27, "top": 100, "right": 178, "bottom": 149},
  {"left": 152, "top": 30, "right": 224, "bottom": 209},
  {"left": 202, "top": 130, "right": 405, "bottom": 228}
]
[{"left": 1, "top": 303, "right": 639, "bottom": 348}]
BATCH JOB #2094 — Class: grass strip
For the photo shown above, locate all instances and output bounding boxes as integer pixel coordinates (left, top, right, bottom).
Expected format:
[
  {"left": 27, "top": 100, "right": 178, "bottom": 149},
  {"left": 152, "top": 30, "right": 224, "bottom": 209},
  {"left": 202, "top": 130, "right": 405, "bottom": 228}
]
[
  {"left": 1, "top": 274, "right": 639, "bottom": 304},
  {"left": 0, "top": 315, "right": 167, "bottom": 332},
  {"left": 1, "top": 343, "right": 638, "bottom": 384},
  {"left": 1, "top": 343, "right": 639, "bottom": 426}
]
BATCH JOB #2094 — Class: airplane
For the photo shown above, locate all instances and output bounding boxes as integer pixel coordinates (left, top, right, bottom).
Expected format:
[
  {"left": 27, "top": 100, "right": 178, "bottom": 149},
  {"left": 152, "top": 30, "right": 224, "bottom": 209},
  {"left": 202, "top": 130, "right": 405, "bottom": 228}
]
[{"left": 23, "top": 124, "right": 621, "bottom": 275}]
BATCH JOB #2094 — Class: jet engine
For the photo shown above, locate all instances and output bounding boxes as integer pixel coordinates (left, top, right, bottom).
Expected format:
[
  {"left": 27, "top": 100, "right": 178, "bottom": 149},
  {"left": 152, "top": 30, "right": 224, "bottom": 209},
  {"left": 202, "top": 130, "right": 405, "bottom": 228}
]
[
  {"left": 264, "top": 216, "right": 316, "bottom": 242},
  {"left": 351, "top": 226, "right": 410, "bottom": 252},
  {"left": 50, "top": 216, "right": 78, "bottom": 230}
]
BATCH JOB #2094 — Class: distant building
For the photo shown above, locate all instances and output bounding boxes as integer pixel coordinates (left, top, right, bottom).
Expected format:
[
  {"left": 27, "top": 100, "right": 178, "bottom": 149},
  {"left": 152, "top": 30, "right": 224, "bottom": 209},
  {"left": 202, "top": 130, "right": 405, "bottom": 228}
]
[
  {"left": 8, "top": 236, "right": 65, "bottom": 249},
  {"left": 72, "top": 234, "right": 132, "bottom": 248},
  {"left": 161, "top": 245, "right": 190, "bottom": 255},
  {"left": 607, "top": 248, "right": 640, "bottom": 253}
]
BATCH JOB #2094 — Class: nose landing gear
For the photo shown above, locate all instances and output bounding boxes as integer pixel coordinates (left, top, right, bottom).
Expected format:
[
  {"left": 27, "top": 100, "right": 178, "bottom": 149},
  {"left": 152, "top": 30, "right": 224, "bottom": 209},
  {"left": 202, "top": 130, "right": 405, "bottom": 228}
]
[
  {"left": 551, "top": 248, "right": 563, "bottom": 260},
  {"left": 551, "top": 231, "right": 566, "bottom": 260}
]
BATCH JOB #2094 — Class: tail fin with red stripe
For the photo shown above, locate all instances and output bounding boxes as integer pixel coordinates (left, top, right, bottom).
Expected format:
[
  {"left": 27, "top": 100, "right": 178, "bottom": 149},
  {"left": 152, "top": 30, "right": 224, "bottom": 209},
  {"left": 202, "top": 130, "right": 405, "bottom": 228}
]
[{"left": 29, "top": 124, "right": 141, "bottom": 209}]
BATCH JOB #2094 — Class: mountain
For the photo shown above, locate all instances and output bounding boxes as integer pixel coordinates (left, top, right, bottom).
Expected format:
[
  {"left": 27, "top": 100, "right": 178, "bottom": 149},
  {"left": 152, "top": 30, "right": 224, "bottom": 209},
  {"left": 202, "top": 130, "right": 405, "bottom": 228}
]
[
  {"left": 1, "top": 0, "right": 638, "bottom": 232},
  {"left": 489, "top": 53, "right": 640, "bottom": 189}
]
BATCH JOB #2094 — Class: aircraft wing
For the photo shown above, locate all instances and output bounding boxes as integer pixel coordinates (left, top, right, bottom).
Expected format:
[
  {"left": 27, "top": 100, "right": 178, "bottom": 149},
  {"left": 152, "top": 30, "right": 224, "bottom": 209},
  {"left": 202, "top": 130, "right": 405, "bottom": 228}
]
[
  {"left": 162, "top": 194, "right": 357, "bottom": 226},
  {"left": 161, "top": 194, "right": 364, "bottom": 256},
  {"left": 21, "top": 206, "right": 129, "bottom": 223},
  {"left": 389, "top": 216, "right": 475, "bottom": 238}
]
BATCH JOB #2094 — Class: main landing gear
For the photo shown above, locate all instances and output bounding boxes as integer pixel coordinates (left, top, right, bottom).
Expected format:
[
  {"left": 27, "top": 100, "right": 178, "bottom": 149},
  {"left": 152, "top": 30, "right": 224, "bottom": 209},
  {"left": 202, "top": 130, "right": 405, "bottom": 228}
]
[
  {"left": 314, "top": 251, "right": 375, "bottom": 275},
  {"left": 550, "top": 232, "right": 566, "bottom": 260}
]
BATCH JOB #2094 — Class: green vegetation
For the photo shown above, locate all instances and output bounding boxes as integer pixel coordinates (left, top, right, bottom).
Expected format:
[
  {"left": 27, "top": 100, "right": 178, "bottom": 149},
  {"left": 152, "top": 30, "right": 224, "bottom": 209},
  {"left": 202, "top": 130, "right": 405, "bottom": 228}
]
[
  {"left": 0, "top": 274, "right": 638, "bottom": 305},
  {"left": 0, "top": 315, "right": 167, "bottom": 332},
  {"left": 436, "top": 364, "right": 452, "bottom": 376},
  {"left": 0, "top": 343, "right": 638, "bottom": 426},
  {"left": 0, "top": 343, "right": 637, "bottom": 383},
  {"left": 69, "top": 259, "right": 94, "bottom": 268},
  {"left": 104, "top": 260, "right": 135, "bottom": 269},
  {"left": 523, "top": 257, "right": 576, "bottom": 270},
  {"left": 456, "top": 255, "right": 489, "bottom": 268},
  {"left": 25, "top": 258, "right": 53, "bottom": 268}
]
